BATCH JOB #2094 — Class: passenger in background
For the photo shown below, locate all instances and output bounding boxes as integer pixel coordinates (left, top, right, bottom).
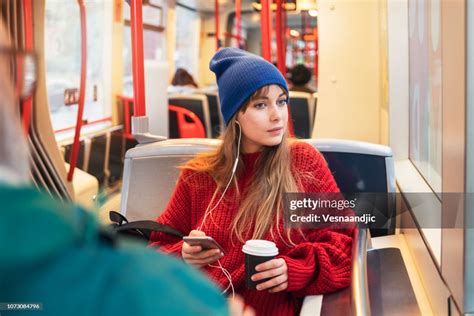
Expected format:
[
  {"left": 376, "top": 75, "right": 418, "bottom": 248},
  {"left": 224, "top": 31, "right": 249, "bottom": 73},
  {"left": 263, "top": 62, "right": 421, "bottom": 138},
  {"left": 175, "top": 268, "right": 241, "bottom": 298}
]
[
  {"left": 288, "top": 64, "right": 316, "bottom": 93},
  {"left": 151, "top": 48, "right": 353, "bottom": 316},
  {"left": 0, "top": 21, "right": 252, "bottom": 316},
  {"left": 168, "top": 67, "right": 199, "bottom": 94}
]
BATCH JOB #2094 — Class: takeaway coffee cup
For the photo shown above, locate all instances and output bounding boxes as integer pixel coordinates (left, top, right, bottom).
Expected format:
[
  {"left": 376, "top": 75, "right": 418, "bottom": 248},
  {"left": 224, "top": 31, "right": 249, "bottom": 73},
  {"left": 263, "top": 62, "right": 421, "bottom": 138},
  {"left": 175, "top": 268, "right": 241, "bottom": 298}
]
[{"left": 242, "top": 240, "right": 279, "bottom": 289}]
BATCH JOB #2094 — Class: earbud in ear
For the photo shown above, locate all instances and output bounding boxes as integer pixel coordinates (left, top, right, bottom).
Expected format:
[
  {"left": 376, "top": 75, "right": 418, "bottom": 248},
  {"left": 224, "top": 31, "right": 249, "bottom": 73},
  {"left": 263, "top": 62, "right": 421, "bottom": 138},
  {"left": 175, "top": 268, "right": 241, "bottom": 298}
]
[{"left": 235, "top": 121, "right": 240, "bottom": 126}]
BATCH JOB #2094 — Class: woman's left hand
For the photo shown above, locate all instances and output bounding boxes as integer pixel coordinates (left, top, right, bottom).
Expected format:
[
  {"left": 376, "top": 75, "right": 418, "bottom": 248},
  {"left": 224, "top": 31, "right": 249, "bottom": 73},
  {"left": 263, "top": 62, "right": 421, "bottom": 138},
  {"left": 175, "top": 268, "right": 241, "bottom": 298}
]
[{"left": 251, "top": 258, "right": 288, "bottom": 293}]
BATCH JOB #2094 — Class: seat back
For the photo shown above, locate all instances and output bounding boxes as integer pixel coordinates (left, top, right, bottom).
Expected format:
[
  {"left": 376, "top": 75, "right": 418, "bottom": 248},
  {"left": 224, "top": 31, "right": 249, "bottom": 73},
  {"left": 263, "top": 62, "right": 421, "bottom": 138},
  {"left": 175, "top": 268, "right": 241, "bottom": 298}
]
[
  {"left": 168, "top": 94, "right": 212, "bottom": 137},
  {"left": 204, "top": 93, "right": 223, "bottom": 138},
  {"left": 168, "top": 105, "right": 206, "bottom": 138},
  {"left": 120, "top": 138, "right": 220, "bottom": 221},
  {"left": 311, "top": 92, "right": 318, "bottom": 133},
  {"left": 305, "top": 139, "right": 395, "bottom": 236},
  {"left": 288, "top": 91, "right": 312, "bottom": 138},
  {"left": 120, "top": 138, "right": 395, "bottom": 234}
]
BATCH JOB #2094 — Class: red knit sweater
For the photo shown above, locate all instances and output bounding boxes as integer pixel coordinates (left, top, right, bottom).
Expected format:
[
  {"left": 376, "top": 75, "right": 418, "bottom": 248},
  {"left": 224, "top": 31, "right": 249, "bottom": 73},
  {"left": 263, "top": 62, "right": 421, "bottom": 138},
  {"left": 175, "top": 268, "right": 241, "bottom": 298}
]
[{"left": 149, "top": 142, "right": 353, "bottom": 316}]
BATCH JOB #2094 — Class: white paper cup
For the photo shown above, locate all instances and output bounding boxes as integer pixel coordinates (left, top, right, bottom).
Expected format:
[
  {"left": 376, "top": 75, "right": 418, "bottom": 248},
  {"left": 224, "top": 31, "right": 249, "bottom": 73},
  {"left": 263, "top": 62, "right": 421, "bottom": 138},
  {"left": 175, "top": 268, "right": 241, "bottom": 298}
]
[{"left": 242, "top": 240, "right": 279, "bottom": 289}]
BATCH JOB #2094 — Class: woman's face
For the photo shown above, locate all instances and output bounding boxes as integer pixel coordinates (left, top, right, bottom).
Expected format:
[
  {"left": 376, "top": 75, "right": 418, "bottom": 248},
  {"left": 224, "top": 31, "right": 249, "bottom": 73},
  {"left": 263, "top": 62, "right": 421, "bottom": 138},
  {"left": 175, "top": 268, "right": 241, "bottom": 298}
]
[{"left": 236, "top": 85, "right": 288, "bottom": 153}]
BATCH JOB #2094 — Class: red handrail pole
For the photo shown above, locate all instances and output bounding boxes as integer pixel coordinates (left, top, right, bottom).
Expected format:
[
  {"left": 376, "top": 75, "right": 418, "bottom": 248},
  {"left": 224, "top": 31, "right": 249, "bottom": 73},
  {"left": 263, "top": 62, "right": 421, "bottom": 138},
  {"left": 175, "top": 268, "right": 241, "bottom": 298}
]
[
  {"left": 68, "top": 0, "right": 87, "bottom": 182},
  {"left": 314, "top": 27, "right": 318, "bottom": 81},
  {"left": 235, "top": 0, "right": 241, "bottom": 48},
  {"left": 283, "top": 9, "right": 287, "bottom": 63},
  {"left": 260, "top": 0, "right": 272, "bottom": 61},
  {"left": 214, "top": 0, "right": 220, "bottom": 50},
  {"left": 269, "top": 1, "right": 273, "bottom": 57},
  {"left": 124, "top": 98, "right": 131, "bottom": 135},
  {"left": 22, "top": 0, "right": 33, "bottom": 136},
  {"left": 301, "top": 11, "right": 306, "bottom": 63},
  {"left": 275, "top": 0, "right": 286, "bottom": 76},
  {"left": 130, "top": 0, "right": 146, "bottom": 117}
]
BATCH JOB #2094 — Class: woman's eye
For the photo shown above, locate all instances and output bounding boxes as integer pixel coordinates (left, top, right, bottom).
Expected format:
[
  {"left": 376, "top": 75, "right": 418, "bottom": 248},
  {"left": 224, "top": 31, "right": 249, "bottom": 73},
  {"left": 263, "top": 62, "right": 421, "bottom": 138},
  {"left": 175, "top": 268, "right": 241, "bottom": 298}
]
[
  {"left": 254, "top": 102, "right": 266, "bottom": 109},
  {"left": 277, "top": 99, "right": 288, "bottom": 106}
]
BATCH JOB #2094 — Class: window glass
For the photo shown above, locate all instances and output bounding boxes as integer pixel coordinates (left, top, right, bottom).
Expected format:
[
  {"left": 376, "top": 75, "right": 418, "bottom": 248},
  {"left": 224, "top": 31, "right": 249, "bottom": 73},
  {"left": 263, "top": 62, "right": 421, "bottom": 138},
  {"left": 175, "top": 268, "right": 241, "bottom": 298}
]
[
  {"left": 408, "top": 0, "right": 442, "bottom": 192},
  {"left": 174, "top": 6, "right": 200, "bottom": 79},
  {"left": 122, "top": 4, "right": 166, "bottom": 96},
  {"left": 45, "top": 0, "right": 110, "bottom": 132}
]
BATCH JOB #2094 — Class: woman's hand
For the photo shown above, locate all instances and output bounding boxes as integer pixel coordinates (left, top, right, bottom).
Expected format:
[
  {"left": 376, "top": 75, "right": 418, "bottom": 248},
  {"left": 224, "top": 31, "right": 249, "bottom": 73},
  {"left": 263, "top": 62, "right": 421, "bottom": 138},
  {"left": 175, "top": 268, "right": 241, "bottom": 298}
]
[
  {"left": 228, "top": 295, "right": 255, "bottom": 316},
  {"left": 182, "top": 230, "right": 223, "bottom": 267},
  {"left": 251, "top": 258, "right": 288, "bottom": 293}
]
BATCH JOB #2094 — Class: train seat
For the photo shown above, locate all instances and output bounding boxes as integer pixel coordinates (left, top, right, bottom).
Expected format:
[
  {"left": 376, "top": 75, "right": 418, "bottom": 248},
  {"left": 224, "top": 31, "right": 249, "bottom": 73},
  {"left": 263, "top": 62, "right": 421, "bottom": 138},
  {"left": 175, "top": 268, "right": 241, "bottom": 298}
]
[
  {"left": 120, "top": 138, "right": 220, "bottom": 221},
  {"left": 168, "top": 94, "right": 212, "bottom": 138},
  {"left": 168, "top": 105, "right": 206, "bottom": 138},
  {"left": 311, "top": 92, "right": 318, "bottom": 130},
  {"left": 288, "top": 91, "right": 313, "bottom": 138},
  {"left": 119, "top": 138, "right": 420, "bottom": 314},
  {"left": 203, "top": 92, "right": 224, "bottom": 138},
  {"left": 119, "top": 138, "right": 422, "bottom": 315},
  {"left": 62, "top": 126, "right": 125, "bottom": 188},
  {"left": 64, "top": 162, "right": 98, "bottom": 210},
  {"left": 306, "top": 139, "right": 396, "bottom": 237},
  {"left": 120, "top": 138, "right": 395, "bottom": 230},
  {"left": 64, "top": 139, "right": 88, "bottom": 172},
  {"left": 88, "top": 134, "right": 109, "bottom": 185}
]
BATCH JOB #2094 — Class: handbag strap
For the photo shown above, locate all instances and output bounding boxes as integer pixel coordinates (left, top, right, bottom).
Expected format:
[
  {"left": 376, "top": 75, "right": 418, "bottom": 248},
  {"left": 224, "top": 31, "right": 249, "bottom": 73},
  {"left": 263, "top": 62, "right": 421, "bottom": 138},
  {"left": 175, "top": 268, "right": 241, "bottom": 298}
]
[
  {"left": 114, "top": 220, "right": 184, "bottom": 239},
  {"left": 109, "top": 210, "right": 129, "bottom": 224},
  {"left": 109, "top": 211, "right": 184, "bottom": 240}
]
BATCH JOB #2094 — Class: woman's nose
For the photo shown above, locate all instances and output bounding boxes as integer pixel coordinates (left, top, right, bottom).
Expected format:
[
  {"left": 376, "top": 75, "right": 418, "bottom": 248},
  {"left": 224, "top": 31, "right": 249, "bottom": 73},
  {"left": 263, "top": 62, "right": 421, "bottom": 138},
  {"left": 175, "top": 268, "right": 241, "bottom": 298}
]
[{"left": 269, "top": 104, "right": 283, "bottom": 121}]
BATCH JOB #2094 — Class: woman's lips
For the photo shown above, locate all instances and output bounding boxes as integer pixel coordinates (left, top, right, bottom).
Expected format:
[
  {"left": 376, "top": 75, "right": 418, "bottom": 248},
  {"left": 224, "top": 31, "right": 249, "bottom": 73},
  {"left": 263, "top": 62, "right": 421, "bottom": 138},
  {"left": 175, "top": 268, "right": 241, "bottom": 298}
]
[{"left": 267, "top": 127, "right": 283, "bottom": 135}]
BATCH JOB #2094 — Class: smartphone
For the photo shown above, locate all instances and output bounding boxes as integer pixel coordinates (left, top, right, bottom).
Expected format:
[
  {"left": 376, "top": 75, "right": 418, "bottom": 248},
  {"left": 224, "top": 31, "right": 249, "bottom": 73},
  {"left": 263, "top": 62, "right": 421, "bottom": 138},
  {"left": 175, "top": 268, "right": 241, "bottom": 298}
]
[{"left": 183, "top": 236, "right": 225, "bottom": 254}]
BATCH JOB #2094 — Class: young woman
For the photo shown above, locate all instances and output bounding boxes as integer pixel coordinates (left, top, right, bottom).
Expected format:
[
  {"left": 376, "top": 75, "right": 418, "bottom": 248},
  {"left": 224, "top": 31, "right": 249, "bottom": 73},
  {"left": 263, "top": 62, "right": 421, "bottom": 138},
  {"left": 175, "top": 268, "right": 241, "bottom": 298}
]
[{"left": 150, "top": 48, "right": 353, "bottom": 316}]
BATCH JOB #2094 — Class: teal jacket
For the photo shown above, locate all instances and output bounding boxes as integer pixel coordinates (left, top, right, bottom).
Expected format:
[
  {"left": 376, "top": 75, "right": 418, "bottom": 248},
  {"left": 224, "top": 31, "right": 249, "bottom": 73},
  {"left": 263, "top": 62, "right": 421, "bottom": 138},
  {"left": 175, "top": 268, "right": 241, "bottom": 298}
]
[{"left": 0, "top": 185, "right": 228, "bottom": 315}]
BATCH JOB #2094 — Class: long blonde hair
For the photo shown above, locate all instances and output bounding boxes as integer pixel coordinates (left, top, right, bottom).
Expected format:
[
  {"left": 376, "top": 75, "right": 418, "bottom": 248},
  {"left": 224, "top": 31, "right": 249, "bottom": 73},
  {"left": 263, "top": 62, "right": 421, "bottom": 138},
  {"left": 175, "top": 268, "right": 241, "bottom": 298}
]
[{"left": 181, "top": 86, "right": 308, "bottom": 244}]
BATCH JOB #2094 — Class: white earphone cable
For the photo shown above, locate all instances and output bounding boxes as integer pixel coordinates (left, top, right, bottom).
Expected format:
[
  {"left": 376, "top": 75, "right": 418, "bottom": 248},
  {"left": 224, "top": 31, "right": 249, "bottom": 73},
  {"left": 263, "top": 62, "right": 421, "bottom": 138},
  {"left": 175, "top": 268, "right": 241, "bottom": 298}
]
[
  {"left": 196, "top": 121, "right": 242, "bottom": 299},
  {"left": 197, "top": 122, "right": 241, "bottom": 231}
]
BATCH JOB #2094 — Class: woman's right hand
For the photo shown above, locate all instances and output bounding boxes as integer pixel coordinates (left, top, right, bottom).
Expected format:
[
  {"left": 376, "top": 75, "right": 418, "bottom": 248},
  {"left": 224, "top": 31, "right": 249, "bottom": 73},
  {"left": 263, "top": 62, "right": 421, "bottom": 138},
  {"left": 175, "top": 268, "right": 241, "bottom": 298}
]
[
  {"left": 182, "top": 230, "right": 223, "bottom": 267},
  {"left": 229, "top": 295, "right": 255, "bottom": 316}
]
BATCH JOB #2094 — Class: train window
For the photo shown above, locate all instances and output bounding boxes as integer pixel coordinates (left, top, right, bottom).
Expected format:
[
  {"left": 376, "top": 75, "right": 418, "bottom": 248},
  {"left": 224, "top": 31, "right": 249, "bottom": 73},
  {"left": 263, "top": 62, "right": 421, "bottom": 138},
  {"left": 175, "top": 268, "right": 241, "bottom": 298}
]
[
  {"left": 174, "top": 5, "right": 199, "bottom": 78},
  {"left": 408, "top": 0, "right": 442, "bottom": 193},
  {"left": 122, "top": 28, "right": 165, "bottom": 96},
  {"left": 45, "top": 1, "right": 112, "bottom": 133},
  {"left": 122, "top": 3, "right": 166, "bottom": 96}
]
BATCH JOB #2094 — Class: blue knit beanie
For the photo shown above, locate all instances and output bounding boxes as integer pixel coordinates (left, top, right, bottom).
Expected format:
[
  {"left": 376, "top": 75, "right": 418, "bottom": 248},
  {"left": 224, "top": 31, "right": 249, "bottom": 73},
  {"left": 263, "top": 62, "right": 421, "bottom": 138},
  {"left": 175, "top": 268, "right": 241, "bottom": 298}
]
[{"left": 210, "top": 48, "right": 288, "bottom": 125}]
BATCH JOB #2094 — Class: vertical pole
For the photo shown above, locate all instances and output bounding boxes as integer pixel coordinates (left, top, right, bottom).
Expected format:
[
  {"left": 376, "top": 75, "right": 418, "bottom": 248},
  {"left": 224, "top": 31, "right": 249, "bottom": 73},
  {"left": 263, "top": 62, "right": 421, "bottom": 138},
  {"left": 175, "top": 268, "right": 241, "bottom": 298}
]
[
  {"left": 302, "top": 11, "right": 307, "bottom": 64},
  {"left": 130, "top": 0, "right": 146, "bottom": 117},
  {"left": 235, "top": 0, "right": 241, "bottom": 48},
  {"left": 283, "top": 8, "right": 287, "bottom": 67},
  {"left": 260, "top": 0, "right": 272, "bottom": 61},
  {"left": 275, "top": 0, "right": 286, "bottom": 76},
  {"left": 22, "top": 0, "right": 33, "bottom": 136},
  {"left": 68, "top": 0, "right": 88, "bottom": 182},
  {"left": 215, "top": 0, "right": 220, "bottom": 50},
  {"left": 314, "top": 27, "right": 318, "bottom": 82}
]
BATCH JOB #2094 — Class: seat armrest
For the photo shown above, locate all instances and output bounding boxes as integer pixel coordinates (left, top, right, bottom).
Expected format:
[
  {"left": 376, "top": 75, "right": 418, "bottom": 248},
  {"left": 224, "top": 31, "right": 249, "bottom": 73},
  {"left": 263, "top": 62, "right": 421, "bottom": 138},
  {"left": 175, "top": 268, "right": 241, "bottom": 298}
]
[
  {"left": 351, "top": 228, "right": 371, "bottom": 316},
  {"left": 299, "top": 228, "right": 370, "bottom": 316},
  {"left": 300, "top": 295, "right": 323, "bottom": 315}
]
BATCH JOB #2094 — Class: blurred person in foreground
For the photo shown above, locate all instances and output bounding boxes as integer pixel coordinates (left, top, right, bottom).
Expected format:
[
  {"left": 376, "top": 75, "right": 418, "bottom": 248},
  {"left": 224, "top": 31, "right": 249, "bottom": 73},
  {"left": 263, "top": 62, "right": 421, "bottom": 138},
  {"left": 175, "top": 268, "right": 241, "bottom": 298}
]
[{"left": 0, "top": 20, "right": 253, "bottom": 316}]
